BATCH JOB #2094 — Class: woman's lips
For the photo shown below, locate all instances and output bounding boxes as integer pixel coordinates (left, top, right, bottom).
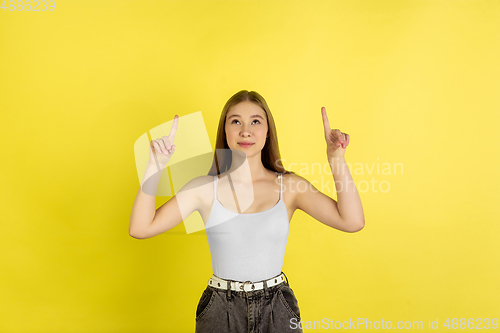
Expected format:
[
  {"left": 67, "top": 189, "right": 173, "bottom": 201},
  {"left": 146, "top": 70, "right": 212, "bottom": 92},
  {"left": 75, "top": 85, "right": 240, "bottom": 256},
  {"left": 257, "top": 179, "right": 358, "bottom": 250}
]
[{"left": 238, "top": 142, "right": 254, "bottom": 148}]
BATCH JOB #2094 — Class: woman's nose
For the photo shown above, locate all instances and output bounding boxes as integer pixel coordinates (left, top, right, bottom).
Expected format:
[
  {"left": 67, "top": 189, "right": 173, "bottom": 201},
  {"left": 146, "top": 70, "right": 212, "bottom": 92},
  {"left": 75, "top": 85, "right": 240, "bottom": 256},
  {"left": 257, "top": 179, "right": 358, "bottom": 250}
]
[{"left": 240, "top": 127, "right": 251, "bottom": 136}]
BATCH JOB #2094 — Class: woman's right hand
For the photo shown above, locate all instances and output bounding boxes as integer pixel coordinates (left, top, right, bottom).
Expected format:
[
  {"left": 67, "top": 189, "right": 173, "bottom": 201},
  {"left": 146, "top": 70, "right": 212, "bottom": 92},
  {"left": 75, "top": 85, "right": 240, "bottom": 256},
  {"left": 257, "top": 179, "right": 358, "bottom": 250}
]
[{"left": 148, "top": 115, "right": 179, "bottom": 170}]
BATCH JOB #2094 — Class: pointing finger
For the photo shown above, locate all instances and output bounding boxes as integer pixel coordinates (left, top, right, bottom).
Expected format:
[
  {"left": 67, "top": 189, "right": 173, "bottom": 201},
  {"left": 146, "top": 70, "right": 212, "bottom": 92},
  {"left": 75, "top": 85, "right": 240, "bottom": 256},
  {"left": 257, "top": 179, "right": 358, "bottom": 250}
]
[
  {"left": 169, "top": 115, "right": 179, "bottom": 141},
  {"left": 321, "top": 107, "right": 331, "bottom": 135}
]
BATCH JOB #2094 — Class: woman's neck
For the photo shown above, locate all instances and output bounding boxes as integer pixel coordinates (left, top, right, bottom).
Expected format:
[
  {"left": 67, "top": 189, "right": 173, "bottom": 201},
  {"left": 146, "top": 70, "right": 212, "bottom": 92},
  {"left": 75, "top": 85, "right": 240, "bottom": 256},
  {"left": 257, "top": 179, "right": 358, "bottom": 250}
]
[{"left": 225, "top": 151, "right": 271, "bottom": 183}]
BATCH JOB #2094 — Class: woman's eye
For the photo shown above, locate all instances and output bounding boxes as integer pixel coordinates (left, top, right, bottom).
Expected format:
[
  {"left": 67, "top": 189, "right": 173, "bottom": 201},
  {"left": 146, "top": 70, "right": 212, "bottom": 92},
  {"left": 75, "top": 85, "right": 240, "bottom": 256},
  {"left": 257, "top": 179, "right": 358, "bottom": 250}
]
[{"left": 231, "top": 119, "right": 260, "bottom": 124}]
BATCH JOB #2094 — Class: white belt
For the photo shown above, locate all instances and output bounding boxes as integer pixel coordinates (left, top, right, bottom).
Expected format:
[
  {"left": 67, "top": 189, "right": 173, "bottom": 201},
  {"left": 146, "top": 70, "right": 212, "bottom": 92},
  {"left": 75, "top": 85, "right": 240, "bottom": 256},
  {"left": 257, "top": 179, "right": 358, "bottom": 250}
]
[{"left": 208, "top": 273, "right": 286, "bottom": 292}]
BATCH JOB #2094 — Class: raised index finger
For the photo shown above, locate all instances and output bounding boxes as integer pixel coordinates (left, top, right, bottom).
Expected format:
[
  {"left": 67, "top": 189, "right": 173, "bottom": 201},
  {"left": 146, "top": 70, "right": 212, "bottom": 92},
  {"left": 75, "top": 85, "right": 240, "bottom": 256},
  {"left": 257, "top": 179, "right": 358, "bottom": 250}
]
[
  {"left": 169, "top": 115, "right": 179, "bottom": 139},
  {"left": 321, "top": 107, "right": 331, "bottom": 134}
]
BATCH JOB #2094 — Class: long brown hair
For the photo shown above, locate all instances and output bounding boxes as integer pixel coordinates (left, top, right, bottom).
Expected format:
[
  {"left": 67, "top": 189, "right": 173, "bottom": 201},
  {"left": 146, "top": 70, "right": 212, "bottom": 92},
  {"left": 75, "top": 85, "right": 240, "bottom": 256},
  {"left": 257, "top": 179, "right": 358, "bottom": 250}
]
[{"left": 207, "top": 90, "right": 294, "bottom": 176}]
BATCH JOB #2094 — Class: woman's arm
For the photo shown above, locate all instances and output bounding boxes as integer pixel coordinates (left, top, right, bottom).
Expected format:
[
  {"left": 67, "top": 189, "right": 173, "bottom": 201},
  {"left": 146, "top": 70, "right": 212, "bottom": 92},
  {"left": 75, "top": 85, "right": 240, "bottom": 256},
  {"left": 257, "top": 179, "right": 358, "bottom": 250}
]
[
  {"left": 329, "top": 155, "right": 364, "bottom": 230},
  {"left": 291, "top": 106, "right": 365, "bottom": 232},
  {"left": 142, "top": 176, "right": 207, "bottom": 238},
  {"left": 129, "top": 164, "right": 163, "bottom": 238},
  {"left": 291, "top": 166, "right": 364, "bottom": 233},
  {"left": 129, "top": 163, "right": 203, "bottom": 239}
]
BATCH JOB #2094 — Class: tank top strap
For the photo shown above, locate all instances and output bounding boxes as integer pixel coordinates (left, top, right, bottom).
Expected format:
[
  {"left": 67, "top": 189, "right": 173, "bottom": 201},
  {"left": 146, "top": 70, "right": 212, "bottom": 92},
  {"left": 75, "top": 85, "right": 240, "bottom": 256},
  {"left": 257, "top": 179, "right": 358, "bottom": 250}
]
[
  {"left": 280, "top": 173, "right": 283, "bottom": 201},
  {"left": 213, "top": 175, "right": 217, "bottom": 198}
]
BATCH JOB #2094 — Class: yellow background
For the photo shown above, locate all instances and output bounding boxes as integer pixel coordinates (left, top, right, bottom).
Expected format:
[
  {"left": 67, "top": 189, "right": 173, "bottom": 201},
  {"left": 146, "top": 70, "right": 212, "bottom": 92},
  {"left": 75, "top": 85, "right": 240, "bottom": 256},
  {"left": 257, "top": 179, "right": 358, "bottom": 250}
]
[{"left": 1, "top": 0, "right": 499, "bottom": 332}]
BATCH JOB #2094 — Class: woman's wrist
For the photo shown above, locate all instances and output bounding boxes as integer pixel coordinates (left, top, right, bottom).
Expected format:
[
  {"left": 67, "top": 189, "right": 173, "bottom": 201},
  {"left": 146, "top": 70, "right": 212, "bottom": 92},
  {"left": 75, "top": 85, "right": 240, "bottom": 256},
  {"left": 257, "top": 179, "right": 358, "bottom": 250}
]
[{"left": 328, "top": 154, "right": 346, "bottom": 163}]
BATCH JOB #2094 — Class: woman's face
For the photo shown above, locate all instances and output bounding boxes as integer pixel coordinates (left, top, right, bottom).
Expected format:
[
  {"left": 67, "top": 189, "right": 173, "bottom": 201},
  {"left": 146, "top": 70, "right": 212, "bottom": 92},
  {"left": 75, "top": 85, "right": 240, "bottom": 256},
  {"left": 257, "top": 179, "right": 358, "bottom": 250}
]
[{"left": 225, "top": 101, "right": 269, "bottom": 155}]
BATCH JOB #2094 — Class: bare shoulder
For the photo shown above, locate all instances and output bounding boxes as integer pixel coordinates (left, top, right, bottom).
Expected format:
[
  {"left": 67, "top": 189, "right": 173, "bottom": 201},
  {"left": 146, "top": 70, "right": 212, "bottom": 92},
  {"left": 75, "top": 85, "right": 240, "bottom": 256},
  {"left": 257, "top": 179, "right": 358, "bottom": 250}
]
[
  {"left": 281, "top": 172, "right": 309, "bottom": 210},
  {"left": 179, "top": 174, "right": 214, "bottom": 191},
  {"left": 178, "top": 174, "right": 215, "bottom": 211},
  {"left": 282, "top": 171, "right": 309, "bottom": 188}
]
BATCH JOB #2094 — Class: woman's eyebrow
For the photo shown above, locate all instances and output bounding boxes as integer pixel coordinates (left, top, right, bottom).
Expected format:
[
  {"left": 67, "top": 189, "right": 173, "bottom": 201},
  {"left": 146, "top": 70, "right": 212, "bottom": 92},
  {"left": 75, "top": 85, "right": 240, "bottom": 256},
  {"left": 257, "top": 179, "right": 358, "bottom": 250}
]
[{"left": 227, "top": 114, "right": 265, "bottom": 120}]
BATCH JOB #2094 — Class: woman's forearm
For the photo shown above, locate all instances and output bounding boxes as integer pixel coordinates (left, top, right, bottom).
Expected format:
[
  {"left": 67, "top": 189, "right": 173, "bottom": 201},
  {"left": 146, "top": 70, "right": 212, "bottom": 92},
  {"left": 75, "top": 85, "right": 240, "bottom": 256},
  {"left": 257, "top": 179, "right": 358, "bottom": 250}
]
[
  {"left": 129, "top": 163, "right": 164, "bottom": 238},
  {"left": 329, "top": 156, "right": 365, "bottom": 230}
]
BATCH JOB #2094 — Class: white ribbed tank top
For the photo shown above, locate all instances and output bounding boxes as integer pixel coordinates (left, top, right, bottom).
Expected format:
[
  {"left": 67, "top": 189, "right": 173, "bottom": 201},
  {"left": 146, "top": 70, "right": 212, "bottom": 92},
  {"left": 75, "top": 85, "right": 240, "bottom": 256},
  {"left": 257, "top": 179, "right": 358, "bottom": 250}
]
[{"left": 205, "top": 172, "right": 289, "bottom": 282}]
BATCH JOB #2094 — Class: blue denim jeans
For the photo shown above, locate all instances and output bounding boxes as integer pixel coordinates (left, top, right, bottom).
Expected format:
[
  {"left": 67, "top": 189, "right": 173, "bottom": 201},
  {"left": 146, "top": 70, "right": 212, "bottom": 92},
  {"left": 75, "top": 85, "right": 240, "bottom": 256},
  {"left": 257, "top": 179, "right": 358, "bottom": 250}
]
[{"left": 195, "top": 272, "right": 302, "bottom": 333}]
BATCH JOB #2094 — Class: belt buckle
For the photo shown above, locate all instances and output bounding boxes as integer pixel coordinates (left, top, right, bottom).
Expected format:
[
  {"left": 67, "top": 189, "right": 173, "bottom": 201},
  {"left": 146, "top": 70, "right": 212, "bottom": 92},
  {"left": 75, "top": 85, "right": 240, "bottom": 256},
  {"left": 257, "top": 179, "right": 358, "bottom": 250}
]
[{"left": 242, "top": 280, "right": 255, "bottom": 293}]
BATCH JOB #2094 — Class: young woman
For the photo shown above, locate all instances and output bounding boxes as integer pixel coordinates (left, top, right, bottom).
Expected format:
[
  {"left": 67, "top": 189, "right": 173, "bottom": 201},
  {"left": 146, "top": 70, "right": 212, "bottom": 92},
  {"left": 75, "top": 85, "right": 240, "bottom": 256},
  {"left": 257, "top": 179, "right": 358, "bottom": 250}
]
[{"left": 129, "top": 90, "right": 365, "bottom": 332}]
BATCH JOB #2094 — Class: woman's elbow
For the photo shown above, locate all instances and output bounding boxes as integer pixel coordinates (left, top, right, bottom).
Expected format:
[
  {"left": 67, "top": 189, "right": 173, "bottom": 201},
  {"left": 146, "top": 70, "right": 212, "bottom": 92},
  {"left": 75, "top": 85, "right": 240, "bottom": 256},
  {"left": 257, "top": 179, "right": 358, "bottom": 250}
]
[{"left": 348, "top": 220, "right": 365, "bottom": 233}]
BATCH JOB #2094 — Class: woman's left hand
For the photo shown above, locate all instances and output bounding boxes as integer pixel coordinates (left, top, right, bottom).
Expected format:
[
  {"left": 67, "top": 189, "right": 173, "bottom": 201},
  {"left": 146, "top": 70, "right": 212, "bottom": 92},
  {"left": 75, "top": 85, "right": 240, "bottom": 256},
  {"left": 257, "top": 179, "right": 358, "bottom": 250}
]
[{"left": 321, "top": 106, "right": 349, "bottom": 159}]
